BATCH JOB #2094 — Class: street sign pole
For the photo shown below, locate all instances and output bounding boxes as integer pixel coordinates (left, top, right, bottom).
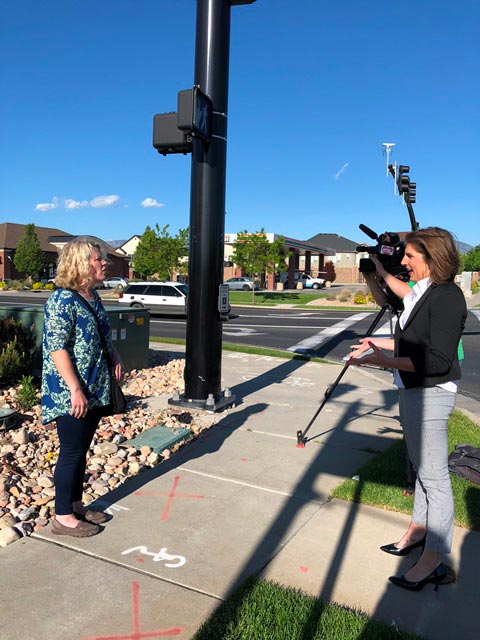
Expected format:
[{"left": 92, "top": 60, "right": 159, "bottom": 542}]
[{"left": 177, "top": 0, "right": 250, "bottom": 410}]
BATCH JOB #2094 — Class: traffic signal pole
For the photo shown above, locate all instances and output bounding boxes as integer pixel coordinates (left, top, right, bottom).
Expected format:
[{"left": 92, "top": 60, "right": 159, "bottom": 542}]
[{"left": 169, "top": 0, "right": 255, "bottom": 411}]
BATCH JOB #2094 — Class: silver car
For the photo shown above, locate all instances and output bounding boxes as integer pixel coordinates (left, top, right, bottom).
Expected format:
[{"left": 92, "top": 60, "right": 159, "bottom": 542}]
[
  {"left": 103, "top": 277, "right": 129, "bottom": 289},
  {"left": 223, "top": 277, "right": 259, "bottom": 291}
]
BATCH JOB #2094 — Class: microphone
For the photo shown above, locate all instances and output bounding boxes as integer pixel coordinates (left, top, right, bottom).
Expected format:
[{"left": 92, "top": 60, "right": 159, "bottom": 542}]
[{"left": 359, "top": 224, "right": 378, "bottom": 241}]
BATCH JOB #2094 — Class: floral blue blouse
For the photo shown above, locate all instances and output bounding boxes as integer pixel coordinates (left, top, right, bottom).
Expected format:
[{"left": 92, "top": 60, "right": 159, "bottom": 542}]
[{"left": 41, "top": 288, "right": 112, "bottom": 424}]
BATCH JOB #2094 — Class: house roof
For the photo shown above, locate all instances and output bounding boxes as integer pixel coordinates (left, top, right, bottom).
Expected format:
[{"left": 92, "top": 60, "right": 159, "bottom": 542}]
[
  {"left": 281, "top": 236, "right": 335, "bottom": 256},
  {"left": 307, "top": 233, "right": 361, "bottom": 252},
  {"left": 0, "top": 222, "right": 123, "bottom": 258},
  {"left": 0, "top": 222, "right": 74, "bottom": 252}
]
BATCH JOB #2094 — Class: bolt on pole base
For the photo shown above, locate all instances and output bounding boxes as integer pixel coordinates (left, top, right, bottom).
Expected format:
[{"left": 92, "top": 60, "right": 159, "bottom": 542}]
[{"left": 168, "top": 389, "right": 236, "bottom": 414}]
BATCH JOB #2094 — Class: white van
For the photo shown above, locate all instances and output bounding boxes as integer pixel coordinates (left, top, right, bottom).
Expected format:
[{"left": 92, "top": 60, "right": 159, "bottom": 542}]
[{"left": 118, "top": 281, "right": 187, "bottom": 316}]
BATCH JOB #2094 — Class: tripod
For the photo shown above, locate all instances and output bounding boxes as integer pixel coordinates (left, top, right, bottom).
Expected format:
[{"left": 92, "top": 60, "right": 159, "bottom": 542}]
[{"left": 296, "top": 302, "right": 400, "bottom": 447}]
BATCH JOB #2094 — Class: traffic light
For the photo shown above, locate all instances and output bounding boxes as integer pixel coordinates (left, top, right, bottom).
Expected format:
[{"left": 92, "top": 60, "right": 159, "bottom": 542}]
[
  {"left": 408, "top": 182, "right": 416, "bottom": 204},
  {"left": 396, "top": 165, "right": 410, "bottom": 195}
]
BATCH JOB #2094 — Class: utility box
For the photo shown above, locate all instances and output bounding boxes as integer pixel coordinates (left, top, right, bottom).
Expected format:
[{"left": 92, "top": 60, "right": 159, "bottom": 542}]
[
  {"left": 104, "top": 307, "right": 150, "bottom": 371},
  {"left": 0, "top": 305, "right": 150, "bottom": 377}
]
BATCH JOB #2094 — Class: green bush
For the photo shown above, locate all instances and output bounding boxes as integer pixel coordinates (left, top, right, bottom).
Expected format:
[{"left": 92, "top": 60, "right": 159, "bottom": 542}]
[
  {"left": 44, "top": 282, "right": 55, "bottom": 290},
  {"left": 0, "top": 318, "right": 36, "bottom": 385},
  {"left": 367, "top": 292, "right": 375, "bottom": 303},
  {"left": 339, "top": 294, "right": 350, "bottom": 302},
  {"left": 11, "top": 280, "right": 23, "bottom": 291},
  {"left": 353, "top": 294, "right": 367, "bottom": 304},
  {"left": 17, "top": 375, "right": 39, "bottom": 409},
  {"left": 0, "top": 281, "right": 6, "bottom": 290},
  {"left": 472, "top": 282, "right": 479, "bottom": 295},
  {"left": 32, "top": 282, "right": 43, "bottom": 290}
]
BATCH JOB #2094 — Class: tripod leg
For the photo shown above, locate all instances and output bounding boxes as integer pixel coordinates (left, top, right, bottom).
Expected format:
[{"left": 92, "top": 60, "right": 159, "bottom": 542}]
[{"left": 296, "top": 304, "right": 396, "bottom": 446}]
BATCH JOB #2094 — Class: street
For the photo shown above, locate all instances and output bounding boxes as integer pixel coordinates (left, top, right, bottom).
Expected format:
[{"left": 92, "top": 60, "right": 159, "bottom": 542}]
[{"left": 1, "top": 293, "right": 479, "bottom": 402}]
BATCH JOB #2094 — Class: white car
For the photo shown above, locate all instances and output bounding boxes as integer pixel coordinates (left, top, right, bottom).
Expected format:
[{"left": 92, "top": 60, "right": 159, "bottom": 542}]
[
  {"left": 297, "top": 274, "right": 325, "bottom": 289},
  {"left": 118, "top": 281, "right": 187, "bottom": 316},
  {"left": 103, "top": 277, "right": 129, "bottom": 289}
]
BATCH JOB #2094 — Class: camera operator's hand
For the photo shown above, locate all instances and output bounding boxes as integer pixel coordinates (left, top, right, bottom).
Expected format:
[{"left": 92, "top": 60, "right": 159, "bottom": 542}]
[{"left": 369, "top": 255, "right": 387, "bottom": 279}]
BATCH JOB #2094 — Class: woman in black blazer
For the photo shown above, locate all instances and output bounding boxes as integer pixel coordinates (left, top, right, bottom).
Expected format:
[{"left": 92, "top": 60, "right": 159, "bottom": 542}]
[{"left": 349, "top": 227, "right": 467, "bottom": 591}]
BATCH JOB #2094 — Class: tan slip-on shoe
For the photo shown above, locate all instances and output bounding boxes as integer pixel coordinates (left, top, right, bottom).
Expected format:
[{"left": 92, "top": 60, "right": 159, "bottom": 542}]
[{"left": 51, "top": 518, "right": 100, "bottom": 537}]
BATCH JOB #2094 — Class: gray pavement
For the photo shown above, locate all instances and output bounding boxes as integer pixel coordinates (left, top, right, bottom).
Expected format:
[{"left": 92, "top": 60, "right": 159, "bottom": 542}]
[{"left": 2, "top": 333, "right": 480, "bottom": 639}]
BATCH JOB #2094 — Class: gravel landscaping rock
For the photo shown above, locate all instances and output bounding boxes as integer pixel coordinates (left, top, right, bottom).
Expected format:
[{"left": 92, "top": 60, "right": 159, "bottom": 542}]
[{"left": 0, "top": 350, "right": 221, "bottom": 546}]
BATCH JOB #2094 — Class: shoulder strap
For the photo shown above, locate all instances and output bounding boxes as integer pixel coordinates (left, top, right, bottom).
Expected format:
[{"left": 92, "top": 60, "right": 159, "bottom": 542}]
[{"left": 67, "top": 289, "right": 113, "bottom": 369}]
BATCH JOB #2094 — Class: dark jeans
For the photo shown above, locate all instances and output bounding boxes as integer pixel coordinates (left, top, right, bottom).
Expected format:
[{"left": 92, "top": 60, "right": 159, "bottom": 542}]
[{"left": 54, "top": 409, "right": 102, "bottom": 515}]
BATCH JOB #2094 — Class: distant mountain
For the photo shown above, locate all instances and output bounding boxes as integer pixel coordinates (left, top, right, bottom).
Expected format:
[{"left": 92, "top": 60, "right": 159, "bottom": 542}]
[{"left": 457, "top": 240, "right": 474, "bottom": 254}]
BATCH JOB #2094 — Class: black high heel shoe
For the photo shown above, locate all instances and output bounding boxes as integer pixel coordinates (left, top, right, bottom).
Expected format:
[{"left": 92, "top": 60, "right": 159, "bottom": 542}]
[
  {"left": 389, "top": 563, "right": 453, "bottom": 591},
  {"left": 380, "top": 537, "right": 425, "bottom": 557}
]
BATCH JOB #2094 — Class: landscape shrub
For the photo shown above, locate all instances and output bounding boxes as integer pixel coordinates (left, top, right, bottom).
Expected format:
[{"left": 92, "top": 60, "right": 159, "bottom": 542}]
[
  {"left": 32, "top": 282, "right": 43, "bottom": 290},
  {"left": 44, "top": 283, "right": 55, "bottom": 290},
  {"left": 367, "top": 292, "right": 375, "bottom": 303},
  {"left": 17, "top": 374, "right": 39, "bottom": 409},
  {"left": 353, "top": 294, "right": 367, "bottom": 304},
  {"left": 0, "top": 282, "right": 6, "bottom": 290},
  {"left": 11, "top": 280, "right": 23, "bottom": 291},
  {"left": 0, "top": 317, "right": 36, "bottom": 385},
  {"left": 338, "top": 293, "right": 350, "bottom": 302},
  {"left": 472, "top": 282, "right": 479, "bottom": 295}
]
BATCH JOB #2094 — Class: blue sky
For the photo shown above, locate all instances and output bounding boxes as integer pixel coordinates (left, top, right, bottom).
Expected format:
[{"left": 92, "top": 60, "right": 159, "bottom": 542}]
[{"left": 1, "top": 0, "right": 478, "bottom": 247}]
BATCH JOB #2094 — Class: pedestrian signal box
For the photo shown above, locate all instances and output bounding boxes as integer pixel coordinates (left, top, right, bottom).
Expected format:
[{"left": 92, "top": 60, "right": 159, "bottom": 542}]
[
  {"left": 177, "top": 86, "right": 213, "bottom": 142},
  {"left": 152, "top": 112, "right": 193, "bottom": 156}
]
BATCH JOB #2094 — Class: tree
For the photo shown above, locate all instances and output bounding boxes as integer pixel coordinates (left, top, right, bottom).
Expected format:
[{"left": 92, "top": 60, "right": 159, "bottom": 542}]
[
  {"left": 463, "top": 245, "right": 480, "bottom": 272},
  {"left": 13, "top": 223, "right": 44, "bottom": 282},
  {"left": 132, "top": 226, "right": 159, "bottom": 279},
  {"left": 155, "top": 224, "right": 189, "bottom": 280},
  {"left": 232, "top": 229, "right": 288, "bottom": 302},
  {"left": 132, "top": 224, "right": 189, "bottom": 280}
]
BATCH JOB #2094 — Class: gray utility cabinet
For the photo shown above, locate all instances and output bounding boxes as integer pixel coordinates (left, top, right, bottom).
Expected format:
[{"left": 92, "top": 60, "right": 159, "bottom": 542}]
[{"left": 0, "top": 305, "right": 150, "bottom": 377}]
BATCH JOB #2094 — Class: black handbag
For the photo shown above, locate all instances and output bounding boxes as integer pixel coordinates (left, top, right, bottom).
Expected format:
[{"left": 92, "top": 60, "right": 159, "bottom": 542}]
[{"left": 67, "top": 289, "right": 127, "bottom": 415}]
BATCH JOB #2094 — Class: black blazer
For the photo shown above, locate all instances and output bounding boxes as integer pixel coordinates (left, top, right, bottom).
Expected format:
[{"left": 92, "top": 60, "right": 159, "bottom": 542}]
[{"left": 394, "top": 282, "right": 467, "bottom": 389}]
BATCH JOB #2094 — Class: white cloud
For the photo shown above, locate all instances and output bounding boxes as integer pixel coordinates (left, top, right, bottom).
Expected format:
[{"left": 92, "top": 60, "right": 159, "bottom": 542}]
[
  {"left": 90, "top": 194, "right": 120, "bottom": 208},
  {"left": 34, "top": 194, "right": 121, "bottom": 212},
  {"left": 35, "top": 196, "right": 59, "bottom": 212},
  {"left": 141, "top": 197, "right": 165, "bottom": 208},
  {"left": 334, "top": 162, "right": 349, "bottom": 180},
  {"left": 64, "top": 198, "right": 89, "bottom": 209}
]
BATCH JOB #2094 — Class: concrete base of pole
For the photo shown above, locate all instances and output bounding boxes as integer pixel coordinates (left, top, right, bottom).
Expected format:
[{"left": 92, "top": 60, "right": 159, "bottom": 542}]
[{"left": 168, "top": 392, "right": 236, "bottom": 413}]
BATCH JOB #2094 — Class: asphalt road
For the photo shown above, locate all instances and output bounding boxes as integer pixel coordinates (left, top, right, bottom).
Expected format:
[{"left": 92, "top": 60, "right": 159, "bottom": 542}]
[{"left": 1, "top": 292, "right": 479, "bottom": 402}]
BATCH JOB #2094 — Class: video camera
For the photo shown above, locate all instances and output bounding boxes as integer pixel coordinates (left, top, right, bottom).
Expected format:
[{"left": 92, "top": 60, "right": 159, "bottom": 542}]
[{"left": 356, "top": 224, "right": 408, "bottom": 279}]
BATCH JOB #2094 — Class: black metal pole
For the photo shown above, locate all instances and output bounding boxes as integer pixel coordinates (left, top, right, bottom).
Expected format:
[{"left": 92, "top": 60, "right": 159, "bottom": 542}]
[{"left": 184, "top": 0, "right": 231, "bottom": 404}]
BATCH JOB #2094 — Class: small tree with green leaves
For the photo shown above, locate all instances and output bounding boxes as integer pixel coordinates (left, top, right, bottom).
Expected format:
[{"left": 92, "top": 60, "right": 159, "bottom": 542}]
[
  {"left": 13, "top": 223, "right": 44, "bottom": 282},
  {"left": 232, "top": 229, "right": 288, "bottom": 303},
  {"left": 132, "top": 226, "right": 159, "bottom": 279},
  {"left": 133, "top": 224, "right": 189, "bottom": 280},
  {"left": 463, "top": 245, "right": 480, "bottom": 272},
  {"left": 155, "top": 224, "right": 189, "bottom": 280}
]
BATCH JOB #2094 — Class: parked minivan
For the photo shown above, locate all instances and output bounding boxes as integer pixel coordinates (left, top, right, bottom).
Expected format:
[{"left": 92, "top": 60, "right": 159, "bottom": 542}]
[{"left": 118, "top": 281, "right": 188, "bottom": 316}]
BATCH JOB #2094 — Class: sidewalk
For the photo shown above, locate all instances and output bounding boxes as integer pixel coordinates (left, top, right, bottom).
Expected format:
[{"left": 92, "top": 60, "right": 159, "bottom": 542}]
[{"left": 2, "top": 344, "right": 480, "bottom": 640}]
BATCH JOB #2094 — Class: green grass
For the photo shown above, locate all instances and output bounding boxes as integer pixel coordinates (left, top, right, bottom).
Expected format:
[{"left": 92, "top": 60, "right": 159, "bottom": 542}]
[
  {"left": 192, "top": 576, "right": 422, "bottom": 640},
  {"left": 331, "top": 410, "right": 480, "bottom": 530},
  {"left": 149, "top": 336, "right": 335, "bottom": 364},
  {"left": 228, "top": 291, "right": 329, "bottom": 305}
]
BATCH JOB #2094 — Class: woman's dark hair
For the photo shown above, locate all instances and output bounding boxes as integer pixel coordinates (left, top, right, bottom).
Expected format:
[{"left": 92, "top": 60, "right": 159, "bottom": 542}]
[{"left": 405, "top": 227, "right": 460, "bottom": 284}]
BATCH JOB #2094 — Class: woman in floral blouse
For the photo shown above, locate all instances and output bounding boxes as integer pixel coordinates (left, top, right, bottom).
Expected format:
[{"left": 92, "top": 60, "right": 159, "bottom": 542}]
[{"left": 42, "top": 237, "right": 123, "bottom": 537}]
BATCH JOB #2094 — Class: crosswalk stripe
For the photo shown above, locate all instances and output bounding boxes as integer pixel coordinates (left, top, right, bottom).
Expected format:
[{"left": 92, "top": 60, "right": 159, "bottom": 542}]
[{"left": 287, "top": 312, "right": 372, "bottom": 353}]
